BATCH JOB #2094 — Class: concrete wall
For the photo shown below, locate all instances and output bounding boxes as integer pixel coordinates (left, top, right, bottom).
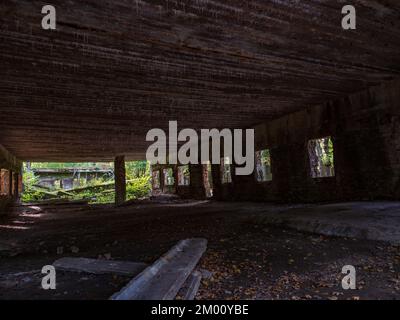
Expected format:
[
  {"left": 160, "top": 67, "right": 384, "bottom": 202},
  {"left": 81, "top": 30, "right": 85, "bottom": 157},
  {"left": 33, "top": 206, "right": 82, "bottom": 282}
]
[
  {"left": 212, "top": 79, "right": 400, "bottom": 203},
  {"left": 151, "top": 164, "right": 206, "bottom": 200},
  {"left": 186, "top": 164, "right": 207, "bottom": 199},
  {"left": 0, "top": 145, "right": 22, "bottom": 215}
]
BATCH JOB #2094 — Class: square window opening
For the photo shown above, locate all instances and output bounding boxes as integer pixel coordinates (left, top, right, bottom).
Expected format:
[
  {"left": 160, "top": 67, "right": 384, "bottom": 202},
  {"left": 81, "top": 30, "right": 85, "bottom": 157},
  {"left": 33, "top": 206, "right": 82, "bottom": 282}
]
[
  {"left": 0, "top": 169, "right": 10, "bottom": 196},
  {"left": 152, "top": 170, "right": 161, "bottom": 189},
  {"left": 221, "top": 157, "right": 232, "bottom": 184},
  {"left": 255, "top": 149, "right": 272, "bottom": 182},
  {"left": 308, "top": 136, "right": 335, "bottom": 178},
  {"left": 178, "top": 165, "right": 190, "bottom": 186},
  {"left": 163, "top": 168, "right": 175, "bottom": 186}
]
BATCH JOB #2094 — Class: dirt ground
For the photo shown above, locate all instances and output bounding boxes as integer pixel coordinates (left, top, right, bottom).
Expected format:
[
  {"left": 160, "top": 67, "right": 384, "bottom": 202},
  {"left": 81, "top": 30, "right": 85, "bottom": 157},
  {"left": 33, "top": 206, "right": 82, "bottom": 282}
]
[{"left": 0, "top": 199, "right": 399, "bottom": 300}]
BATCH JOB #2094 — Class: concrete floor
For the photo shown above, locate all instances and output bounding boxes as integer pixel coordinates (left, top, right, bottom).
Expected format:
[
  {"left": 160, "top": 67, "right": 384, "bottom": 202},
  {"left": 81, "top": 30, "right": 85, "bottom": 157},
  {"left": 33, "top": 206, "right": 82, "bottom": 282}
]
[
  {"left": 249, "top": 201, "right": 400, "bottom": 245},
  {"left": 0, "top": 199, "right": 399, "bottom": 300}
]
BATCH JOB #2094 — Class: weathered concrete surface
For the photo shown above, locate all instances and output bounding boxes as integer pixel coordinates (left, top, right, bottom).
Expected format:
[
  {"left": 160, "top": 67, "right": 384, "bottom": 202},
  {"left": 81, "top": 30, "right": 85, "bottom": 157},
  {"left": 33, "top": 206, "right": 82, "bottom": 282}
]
[
  {"left": 53, "top": 257, "right": 147, "bottom": 276},
  {"left": 0, "top": 145, "right": 22, "bottom": 172},
  {"left": 0, "top": 200, "right": 399, "bottom": 300},
  {"left": 153, "top": 163, "right": 208, "bottom": 199},
  {"left": 111, "top": 238, "right": 207, "bottom": 300},
  {"left": 177, "top": 270, "right": 202, "bottom": 300},
  {"left": 0, "top": 144, "right": 22, "bottom": 215},
  {"left": 253, "top": 202, "right": 400, "bottom": 245},
  {"left": 0, "top": 242, "right": 13, "bottom": 255},
  {"left": 1, "top": 1, "right": 400, "bottom": 162},
  {"left": 114, "top": 156, "right": 126, "bottom": 205}
]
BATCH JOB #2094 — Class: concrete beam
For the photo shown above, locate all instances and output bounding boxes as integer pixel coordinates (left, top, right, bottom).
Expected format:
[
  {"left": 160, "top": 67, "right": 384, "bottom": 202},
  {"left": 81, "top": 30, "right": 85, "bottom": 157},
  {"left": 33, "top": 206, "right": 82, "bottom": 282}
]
[
  {"left": 188, "top": 164, "right": 207, "bottom": 199},
  {"left": 110, "top": 238, "right": 207, "bottom": 300},
  {"left": 0, "top": 144, "right": 22, "bottom": 173},
  {"left": 1, "top": 2, "right": 400, "bottom": 162},
  {"left": 114, "top": 156, "right": 126, "bottom": 205}
]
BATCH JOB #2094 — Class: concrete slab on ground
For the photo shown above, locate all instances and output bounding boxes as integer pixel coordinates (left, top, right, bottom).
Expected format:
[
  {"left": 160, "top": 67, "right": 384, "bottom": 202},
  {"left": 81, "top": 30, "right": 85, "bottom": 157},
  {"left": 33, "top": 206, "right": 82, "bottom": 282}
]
[
  {"left": 111, "top": 238, "right": 207, "bottom": 300},
  {"left": 254, "top": 202, "right": 400, "bottom": 244},
  {"left": 177, "top": 271, "right": 202, "bottom": 300}
]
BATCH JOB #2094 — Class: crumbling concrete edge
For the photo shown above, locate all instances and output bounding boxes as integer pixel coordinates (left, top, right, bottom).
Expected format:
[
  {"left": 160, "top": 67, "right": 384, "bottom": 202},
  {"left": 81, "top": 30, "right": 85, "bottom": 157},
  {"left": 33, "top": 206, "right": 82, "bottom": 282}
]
[
  {"left": 255, "top": 216, "right": 400, "bottom": 245},
  {"left": 110, "top": 238, "right": 207, "bottom": 300}
]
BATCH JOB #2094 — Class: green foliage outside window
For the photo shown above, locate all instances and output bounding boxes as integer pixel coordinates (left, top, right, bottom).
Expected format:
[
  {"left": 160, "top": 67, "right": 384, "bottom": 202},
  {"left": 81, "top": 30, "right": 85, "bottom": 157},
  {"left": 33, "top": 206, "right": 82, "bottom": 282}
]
[
  {"left": 22, "top": 161, "right": 151, "bottom": 204},
  {"left": 321, "top": 138, "right": 334, "bottom": 168}
]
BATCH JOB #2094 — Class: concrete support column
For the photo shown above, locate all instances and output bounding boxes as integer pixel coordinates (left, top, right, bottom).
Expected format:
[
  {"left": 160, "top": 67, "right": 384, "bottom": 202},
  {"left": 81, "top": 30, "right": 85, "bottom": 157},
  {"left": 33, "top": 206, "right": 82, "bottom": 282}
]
[
  {"left": 9, "top": 170, "right": 13, "bottom": 196},
  {"left": 1, "top": 144, "right": 22, "bottom": 215},
  {"left": 188, "top": 164, "right": 206, "bottom": 199},
  {"left": 211, "top": 164, "right": 222, "bottom": 200},
  {"left": 13, "top": 172, "right": 18, "bottom": 197},
  {"left": 18, "top": 174, "right": 22, "bottom": 199},
  {"left": 114, "top": 156, "right": 126, "bottom": 205},
  {"left": 173, "top": 166, "right": 179, "bottom": 192},
  {"left": 159, "top": 168, "right": 165, "bottom": 192}
]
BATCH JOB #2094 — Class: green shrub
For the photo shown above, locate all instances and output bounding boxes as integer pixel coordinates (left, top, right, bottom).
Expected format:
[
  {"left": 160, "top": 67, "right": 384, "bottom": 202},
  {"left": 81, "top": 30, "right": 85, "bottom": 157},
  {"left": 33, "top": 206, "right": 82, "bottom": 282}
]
[
  {"left": 21, "top": 171, "right": 47, "bottom": 203},
  {"left": 126, "top": 176, "right": 151, "bottom": 200}
]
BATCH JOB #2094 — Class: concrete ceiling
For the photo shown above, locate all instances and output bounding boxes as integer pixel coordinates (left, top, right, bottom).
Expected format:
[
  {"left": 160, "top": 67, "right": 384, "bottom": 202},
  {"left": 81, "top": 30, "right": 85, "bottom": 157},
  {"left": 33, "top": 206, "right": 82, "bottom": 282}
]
[{"left": 0, "top": 0, "right": 400, "bottom": 161}]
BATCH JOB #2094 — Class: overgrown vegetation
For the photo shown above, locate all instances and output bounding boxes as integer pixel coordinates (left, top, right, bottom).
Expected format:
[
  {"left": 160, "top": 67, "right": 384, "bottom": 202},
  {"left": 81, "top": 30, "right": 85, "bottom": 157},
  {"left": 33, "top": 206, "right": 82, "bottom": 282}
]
[
  {"left": 21, "top": 171, "right": 45, "bottom": 203},
  {"left": 22, "top": 161, "right": 151, "bottom": 204},
  {"left": 308, "top": 137, "right": 335, "bottom": 178},
  {"left": 321, "top": 138, "right": 334, "bottom": 168}
]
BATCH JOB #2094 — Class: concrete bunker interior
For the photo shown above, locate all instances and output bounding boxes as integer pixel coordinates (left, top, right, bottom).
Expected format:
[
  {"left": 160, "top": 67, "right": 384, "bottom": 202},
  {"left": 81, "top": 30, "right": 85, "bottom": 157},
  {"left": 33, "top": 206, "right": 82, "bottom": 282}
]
[{"left": 1, "top": 0, "right": 400, "bottom": 301}]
